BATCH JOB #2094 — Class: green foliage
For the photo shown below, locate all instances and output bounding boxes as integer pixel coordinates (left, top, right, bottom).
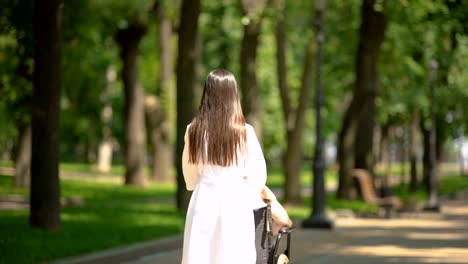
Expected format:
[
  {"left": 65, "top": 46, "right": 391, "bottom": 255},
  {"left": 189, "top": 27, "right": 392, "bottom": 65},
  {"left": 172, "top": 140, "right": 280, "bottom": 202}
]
[
  {"left": 201, "top": 0, "right": 242, "bottom": 75},
  {"left": 0, "top": 0, "right": 33, "bottom": 152}
]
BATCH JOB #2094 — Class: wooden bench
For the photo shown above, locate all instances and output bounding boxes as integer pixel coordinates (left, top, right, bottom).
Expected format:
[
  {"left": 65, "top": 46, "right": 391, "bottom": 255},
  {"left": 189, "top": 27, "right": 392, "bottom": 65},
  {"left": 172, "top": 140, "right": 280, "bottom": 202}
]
[{"left": 351, "top": 169, "right": 402, "bottom": 218}]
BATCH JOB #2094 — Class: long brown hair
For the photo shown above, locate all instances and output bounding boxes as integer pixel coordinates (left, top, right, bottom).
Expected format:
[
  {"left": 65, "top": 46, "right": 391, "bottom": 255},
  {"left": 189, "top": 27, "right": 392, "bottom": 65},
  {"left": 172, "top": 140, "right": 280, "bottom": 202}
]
[{"left": 188, "top": 69, "right": 246, "bottom": 166}]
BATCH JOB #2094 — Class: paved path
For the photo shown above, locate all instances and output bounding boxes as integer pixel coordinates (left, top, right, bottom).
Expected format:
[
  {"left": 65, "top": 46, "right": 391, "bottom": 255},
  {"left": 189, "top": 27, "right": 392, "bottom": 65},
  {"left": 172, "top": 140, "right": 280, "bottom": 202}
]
[{"left": 51, "top": 194, "right": 468, "bottom": 264}]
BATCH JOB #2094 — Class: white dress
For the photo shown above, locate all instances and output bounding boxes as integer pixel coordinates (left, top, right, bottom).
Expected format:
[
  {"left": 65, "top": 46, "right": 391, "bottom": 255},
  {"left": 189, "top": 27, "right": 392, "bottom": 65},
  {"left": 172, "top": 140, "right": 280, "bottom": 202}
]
[{"left": 181, "top": 124, "right": 267, "bottom": 264}]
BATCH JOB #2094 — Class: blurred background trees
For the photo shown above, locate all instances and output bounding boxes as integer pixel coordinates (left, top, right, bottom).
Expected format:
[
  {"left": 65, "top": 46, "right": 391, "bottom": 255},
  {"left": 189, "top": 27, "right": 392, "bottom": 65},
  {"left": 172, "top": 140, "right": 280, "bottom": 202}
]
[{"left": 1, "top": 0, "right": 467, "bottom": 228}]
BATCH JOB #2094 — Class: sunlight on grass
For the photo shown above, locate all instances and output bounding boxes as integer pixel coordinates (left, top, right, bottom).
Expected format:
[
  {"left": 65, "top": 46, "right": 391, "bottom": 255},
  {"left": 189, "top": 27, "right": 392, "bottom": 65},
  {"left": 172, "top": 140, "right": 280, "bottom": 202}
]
[
  {"left": 266, "top": 165, "right": 337, "bottom": 188},
  {"left": 286, "top": 194, "right": 380, "bottom": 220},
  {"left": 0, "top": 159, "right": 13, "bottom": 167},
  {"left": 0, "top": 176, "right": 183, "bottom": 263},
  {"left": 392, "top": 175, "right": 468, "bottom": 203},
  {"left": 59, "top": 162, "right": 126, "bottom": 176}
]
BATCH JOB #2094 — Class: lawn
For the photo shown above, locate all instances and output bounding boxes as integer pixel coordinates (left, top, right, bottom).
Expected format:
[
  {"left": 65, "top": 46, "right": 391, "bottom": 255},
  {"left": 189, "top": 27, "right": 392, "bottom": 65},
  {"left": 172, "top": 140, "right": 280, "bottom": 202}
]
[
  {"left": 0, "top": 176, "right": 184, "bottom": 264},
  {"left": 266, "top": 164, "right": 337, "bottom": 188}
]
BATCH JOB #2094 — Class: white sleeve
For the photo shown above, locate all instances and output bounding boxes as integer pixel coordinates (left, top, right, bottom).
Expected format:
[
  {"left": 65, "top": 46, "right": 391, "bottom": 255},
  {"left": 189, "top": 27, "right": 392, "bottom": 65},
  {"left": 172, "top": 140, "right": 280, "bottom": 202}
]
[
  {"left": 245, "top": 125, "right": 267, "bottom": 193},
  {"left": 182, "top": 127, "right": 198, "bottom": 191}
]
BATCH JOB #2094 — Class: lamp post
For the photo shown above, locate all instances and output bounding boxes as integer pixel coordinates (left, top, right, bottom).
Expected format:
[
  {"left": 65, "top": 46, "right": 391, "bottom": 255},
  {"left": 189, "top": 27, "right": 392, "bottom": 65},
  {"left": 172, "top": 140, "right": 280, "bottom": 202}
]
[
  {"left": 302, "top": 0, "right": 333, "bottom": 229},
  {"left": 424, "top": 58, "right": 440, "bottom": 212}
]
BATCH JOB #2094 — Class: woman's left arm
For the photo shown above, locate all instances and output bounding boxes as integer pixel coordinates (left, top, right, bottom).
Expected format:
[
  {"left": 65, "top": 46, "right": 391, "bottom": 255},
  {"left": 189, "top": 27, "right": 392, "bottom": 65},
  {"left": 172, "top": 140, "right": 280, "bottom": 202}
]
[{"left": 182, "top": 127, "right": 198, "bottom": 191}]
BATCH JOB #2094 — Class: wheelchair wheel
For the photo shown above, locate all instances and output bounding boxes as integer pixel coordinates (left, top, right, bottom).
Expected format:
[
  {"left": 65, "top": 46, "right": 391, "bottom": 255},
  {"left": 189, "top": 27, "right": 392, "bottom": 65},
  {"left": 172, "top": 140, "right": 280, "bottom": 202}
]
[{"left": 276, "top": 254, "right": 289, "bottom": 264}]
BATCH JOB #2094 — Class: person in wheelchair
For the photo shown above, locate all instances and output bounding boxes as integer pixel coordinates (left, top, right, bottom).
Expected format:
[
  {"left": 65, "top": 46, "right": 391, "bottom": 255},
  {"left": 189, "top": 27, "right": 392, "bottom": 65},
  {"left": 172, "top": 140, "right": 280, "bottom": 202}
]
[{"left": 253, "top": 186, "right": 293, "bottom": 264}]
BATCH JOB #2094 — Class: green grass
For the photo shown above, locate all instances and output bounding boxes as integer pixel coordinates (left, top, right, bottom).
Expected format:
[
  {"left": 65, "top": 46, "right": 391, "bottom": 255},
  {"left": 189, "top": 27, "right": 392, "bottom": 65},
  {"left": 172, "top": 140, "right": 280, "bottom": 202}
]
[
  {"left": 286, "top": 194, "right": 380, "bottom": 220},
  {"left": 0, "top": 176, "right": 184, "bottom": 264},
  {"left": 266, "top": 165, "right": 337, "bottom": 188},
  {"left": 59, "top": 162, "right": 126, "bottom": 176},
  {"left": 0, "top": 160, "right": 13, "bottom": 167},
  {"left": 392, "top": 174, "right": 468, "bottom": 203}
]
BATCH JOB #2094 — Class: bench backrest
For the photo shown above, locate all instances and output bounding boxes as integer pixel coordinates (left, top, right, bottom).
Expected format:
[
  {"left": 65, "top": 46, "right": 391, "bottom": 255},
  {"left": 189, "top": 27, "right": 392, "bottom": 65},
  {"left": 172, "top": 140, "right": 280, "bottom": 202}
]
[{"left": 352, "top": 169, "right": 379, "bottom": 204}]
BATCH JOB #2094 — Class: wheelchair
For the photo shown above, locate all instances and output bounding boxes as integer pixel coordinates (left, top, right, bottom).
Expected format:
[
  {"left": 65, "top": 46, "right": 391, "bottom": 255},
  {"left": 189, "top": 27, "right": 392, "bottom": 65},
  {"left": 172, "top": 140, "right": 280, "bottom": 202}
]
[{"left": 254, "top": 204, "right": 294, "bottom": 264}]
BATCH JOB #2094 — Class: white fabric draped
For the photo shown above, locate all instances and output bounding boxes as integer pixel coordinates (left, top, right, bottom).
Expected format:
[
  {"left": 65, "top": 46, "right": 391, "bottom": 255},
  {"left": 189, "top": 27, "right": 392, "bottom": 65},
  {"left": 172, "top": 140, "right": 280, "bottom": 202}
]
[{"left": 181, "top": 124, "right": 267, "bottom": 264}]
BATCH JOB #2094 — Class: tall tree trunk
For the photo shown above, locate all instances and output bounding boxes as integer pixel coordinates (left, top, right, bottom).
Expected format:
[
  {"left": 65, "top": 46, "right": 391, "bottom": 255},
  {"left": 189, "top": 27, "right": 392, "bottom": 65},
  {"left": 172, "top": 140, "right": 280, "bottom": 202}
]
[
  {"left": 15, "top": 125, "right": 31, "bottom": 188},
  {"left": 435, "top": 113, "right": 445, "bottom": 163},
  {"left": 240, "top": 0, "right": 268, "bottom": 138},
  {"left": 372, "top": 124, "right": 381, "bottom": 170},
  {"left": 337, "top": 101, "right": 360, "bottom": 199},
  {"left": 397, "top": 126, "right": 407, "bottom": 188},
  {"left": 421, "top": 119, "right": 430, "bottom": 191},
  {"left": 274, "top": 0, "right": 316, "bottom": 204},
  {"left": 14, "top": 40, "right": 33, "bottom": 188},
  {"left": 176, "top": 0, "right": 201, "bottom": 211},
  {"left": 409, "top": 111, "right": 420, "bottom": 191},
  {"left": 380, "top": 124, "right": 392, "bottom": 190},
  {"left": 146, "top": 96, "right": 172, "bottom": 182},
  {"left": 145, "top": 0, "right": 174, "bottom": 183},
  {"left": 337, "top": 0, "right": 387, "bottom": 199},
  {"left": 354, "top": 99, "right": 377, "bottom": 172},
  {"left": 116, "top": 24, "right": 147, "bottom": 186},
  {"left": 97, "top": 65, "right": 116, "bottom": 173},
  {"left": 30, "top": 0, "right": 63, "bottom": 230}
]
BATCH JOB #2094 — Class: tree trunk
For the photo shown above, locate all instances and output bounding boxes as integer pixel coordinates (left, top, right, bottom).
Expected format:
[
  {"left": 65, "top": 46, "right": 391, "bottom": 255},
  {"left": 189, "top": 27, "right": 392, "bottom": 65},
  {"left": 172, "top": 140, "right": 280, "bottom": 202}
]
[
  {"left": 397, "top": 126, "right": 407, "bottom": 188},
  {"left": 435, "top": 115, "right": 445, "bottom": 163},
  {"left": 97, "top": 105, "right": 113, "bottom": 173},
  {"left": 353, "top": 0, "right": 387, "bottom": 173},
  {"left": 176, "top": 0, "right": 201, "bottom": 211},
  {"left": 337, "top": 101, "right": 360, "bottom": 199},
  {"left": 240, "top": 0, "right": 268, "bottom": 138},
  {"left": 354, "top": 99, "right": 377, "bottom": 172},
  {"left": 30, "top": 0, "right": 63, "bottom": 230},
  {"left": 372, "top": 124, "right": 381, "bottom": 170},
  {"left": 409, "top": 111, "right": 420, "bottom": 191},
  {"left": 421, "top": 119, "right": 430, "bottom": 191},
  {"left": 13, "top": 43, "right": 33, "bottom": 189},
  {"left": 150, "top": 1, "right": 174, "bottom": 183},
  {"left": 97, "top": 65, "right": 116, "bottom": 173},
  {"left": 274, "top": 0, "right": 316, "bottom": 204},
  {"left": 337, "top": 0, "right": 387, "bottom": 199},
  {"left": 146, "top": 96, "right": 172, "bottom": 182},
  {"left": 116, "top": 24, "right": 148, "bottom": 186},
  {"left": 15, "top": 125, "right": 31, "bottom": 188},
  {"left": 97, "top": 103, "right": 114, "bottom": 173},
  {"left": 380, "top": 124, "right": 392, "bottom": 189}
]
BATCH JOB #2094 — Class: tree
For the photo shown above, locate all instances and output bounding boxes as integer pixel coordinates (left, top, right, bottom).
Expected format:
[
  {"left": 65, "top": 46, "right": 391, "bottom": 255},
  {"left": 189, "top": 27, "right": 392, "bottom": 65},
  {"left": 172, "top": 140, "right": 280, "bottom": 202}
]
[
  {"left": 116, "top": 23, "right": 148, "bottom": 186},
  {"left": 240, "top": 0, "right": 268, "bottom": 138},
  {"left": 147, "top": 0, "right": 174, "bottom": 183},
  {"left": 176, "top": 0, "right": 201, "bottom": 211},
  {"left": 274, "top": 0, "right": 316, "bottom": 204},
  {"left": 29, "top": 0, "right": 63, "bottom": 230},
  {"left": 337, "top": 0, "right": 387, "bottom": 199}
]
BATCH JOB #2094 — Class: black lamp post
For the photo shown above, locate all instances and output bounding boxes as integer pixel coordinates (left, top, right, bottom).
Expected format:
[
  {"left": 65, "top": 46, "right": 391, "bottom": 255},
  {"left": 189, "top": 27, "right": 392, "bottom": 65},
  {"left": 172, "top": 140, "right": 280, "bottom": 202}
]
[
  {"left": 302, "top": 0, "right": 333, "bottom": 229},
  {"left": 424, "top": 58, "right": 440, "bottom": 212}
]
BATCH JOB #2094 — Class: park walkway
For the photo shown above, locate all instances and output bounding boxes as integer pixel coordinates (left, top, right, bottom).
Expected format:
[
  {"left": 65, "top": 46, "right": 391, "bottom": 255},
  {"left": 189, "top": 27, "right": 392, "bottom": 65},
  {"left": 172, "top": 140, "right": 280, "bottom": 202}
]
[{"left": 51, "top": 192, "right": 468, "bottom": 264}]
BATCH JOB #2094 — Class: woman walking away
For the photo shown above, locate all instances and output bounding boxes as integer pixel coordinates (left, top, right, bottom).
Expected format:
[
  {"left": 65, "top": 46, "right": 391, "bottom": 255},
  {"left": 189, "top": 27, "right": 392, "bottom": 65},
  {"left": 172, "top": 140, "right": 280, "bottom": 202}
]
[{"left": 181, "top": 69, "right": 267, "bottom": 264}]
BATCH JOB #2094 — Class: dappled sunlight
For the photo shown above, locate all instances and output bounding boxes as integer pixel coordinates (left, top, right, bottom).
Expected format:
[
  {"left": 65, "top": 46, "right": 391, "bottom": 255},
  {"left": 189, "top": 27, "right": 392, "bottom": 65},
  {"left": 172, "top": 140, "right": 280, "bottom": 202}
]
[
  {"left": 404, "top": 231, "right": 467, "bottom": 240},
  {"left": 442, "top": 203, "right": 468, "bottom": 215},
  {"left": 336, "top": 217, "right": 466, "bottom": 229},
  {"left": 339, "top": 245, "right": 468, "bottom": 263}
]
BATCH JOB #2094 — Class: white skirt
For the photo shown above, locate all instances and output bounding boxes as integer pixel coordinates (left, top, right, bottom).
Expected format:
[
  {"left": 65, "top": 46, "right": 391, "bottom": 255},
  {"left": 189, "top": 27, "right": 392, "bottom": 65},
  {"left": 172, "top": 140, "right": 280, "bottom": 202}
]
[{"left": 181, "top": 176, "right": 256, "bottom": 264}]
